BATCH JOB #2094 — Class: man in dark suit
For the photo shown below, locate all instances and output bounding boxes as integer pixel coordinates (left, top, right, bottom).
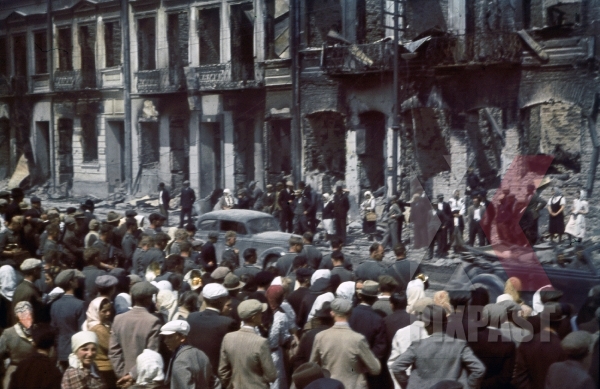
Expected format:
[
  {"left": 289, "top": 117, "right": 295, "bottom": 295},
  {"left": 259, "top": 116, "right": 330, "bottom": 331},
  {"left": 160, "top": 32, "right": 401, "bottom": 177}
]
[
  {"left": 467, "top": 196, "right": 487, "bottom": 247},
  {"left": 179, "top": 180, "right": 196, "bottom": 228},
  {"left": 428, "top": 194, "right": 452, "bottom": 259},
  {"left": 158, "top": 182, "right": 171, "bottom": 227},
  {"left": 383, "top": 292, "right": 414, "bottom": 344},
  {"left": 187, "top": 283, "right": 238, "bottom": 376},
  {"left": 332, "top": 186, "right": 350, "bottom": 243},
  {"left": 276, "top": 236, "right": 303, "bottom": 277},
  {"left": 348, "top": 281, "right": 389, "bottom": 389},
  {"left": 201, "top": 232, "right": 218, "bottom": 273},
  {"left": 287, "top": 268, "right": 313, "bottom": 317},
  {"left": 277, "top": 181, "right": 294, "bottom": 233},
  {"left": 386, "top": 243, "right": 422, "bottom": 291}
]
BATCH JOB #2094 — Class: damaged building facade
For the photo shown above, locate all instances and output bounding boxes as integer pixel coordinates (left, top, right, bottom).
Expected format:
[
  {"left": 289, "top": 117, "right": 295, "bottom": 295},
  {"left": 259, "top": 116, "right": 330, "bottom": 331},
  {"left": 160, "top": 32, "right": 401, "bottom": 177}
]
[{"left": 0, "top": 0, "right": 599, "bottom": 230}]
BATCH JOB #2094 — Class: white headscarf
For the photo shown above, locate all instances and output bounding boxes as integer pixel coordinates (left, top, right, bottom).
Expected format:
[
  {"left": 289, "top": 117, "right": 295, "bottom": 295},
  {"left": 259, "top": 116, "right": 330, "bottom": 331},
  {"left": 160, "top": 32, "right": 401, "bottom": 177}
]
[
  {"left": 156, "top": 290, "right": 178, "bottom": 323},
  {"left": 82, "top": 297, "right": 109, "bottom": 331},
  {"left": 336, "top": 281, "right": 356, "bottom": 301},
  {"left": 0, "top": 265, "right": 17, "bottom": 301},
  {"left": 68, "top": 331, "right": 98, "bottom": 369},
  {"left": 135, "top": 349, "right": 165, "bottom": 385},
  {"left": 532, "top": 284, "right": 553, "bottom": 315},
  {"left": 406, "top": 279, "right": 426, "bottom": 314},
  {"left": 156, "top": 280, "right": 173, "bottom": 292},
  {"left": 311, "top": 269, "right": 331, "bottom": 285},
  {"left": 307, "top": 292, "right": 335, "bottom": 323}
]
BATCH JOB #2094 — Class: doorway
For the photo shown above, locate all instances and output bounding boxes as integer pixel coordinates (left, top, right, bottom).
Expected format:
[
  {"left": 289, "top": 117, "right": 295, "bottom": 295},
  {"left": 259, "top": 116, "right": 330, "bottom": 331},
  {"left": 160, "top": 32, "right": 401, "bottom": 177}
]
[
  {"left": 34, "top": 121, "right": 50, "bottom": 181},
  {"left": 199, "top": 121, "right": 222, "bottom": 197},
  {"left": 106, "top": 121, "right": 125, "bottom": 189},
  {"left": 57, "top": 118, "right": 74, "bottom": 186}
]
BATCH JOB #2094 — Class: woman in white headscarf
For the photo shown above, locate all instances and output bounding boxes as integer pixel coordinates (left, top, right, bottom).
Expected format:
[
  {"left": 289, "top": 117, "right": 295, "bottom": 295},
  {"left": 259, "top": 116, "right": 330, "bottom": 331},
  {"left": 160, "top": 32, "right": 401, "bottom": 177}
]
[
  {"left": 61, "top": 331, "right": 105, "bottom": 389},
  {"left": 156, "top": 289, "right": 178, "bottom": 323},
  {"left": 406, "top": 279, "right": 426, "bottom": 314},
  {"left": 565, "top": 189, "right": 589, "bottom": 244},
  {"left": 336, "top": 281, "right": 356, "bottom": 301},
  {"left": 220, "top": 189, "right": 235, "bottom": 210},
  {"left": 0, "top": 265, "right": 18, "bottom": 328},
  {"left": 84, "top": 297, "right": 117, "bottom": 388},
  {"left": 131, "top": 349, "right": 166, "bottom": 388},
  {"left": 361, "top": 191, "right": 377, "bottom": 240}
]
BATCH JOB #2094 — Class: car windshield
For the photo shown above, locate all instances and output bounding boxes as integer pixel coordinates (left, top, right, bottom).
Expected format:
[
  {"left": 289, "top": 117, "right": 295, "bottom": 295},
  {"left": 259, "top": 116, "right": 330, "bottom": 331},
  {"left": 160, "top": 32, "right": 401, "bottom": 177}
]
[{"left": 246, "top": 217, "right": 280, "bottom": 234}]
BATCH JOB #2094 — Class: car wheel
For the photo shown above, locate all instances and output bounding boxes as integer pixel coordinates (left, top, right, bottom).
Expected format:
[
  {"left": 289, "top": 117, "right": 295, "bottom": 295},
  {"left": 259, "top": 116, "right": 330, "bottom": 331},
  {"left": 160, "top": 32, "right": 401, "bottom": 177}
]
[
  {"left": 470, "top": 274, "right": 505, "bottom": 303},
  {"left": 263, "top": 254, "right": 280, "bottom": 270}
]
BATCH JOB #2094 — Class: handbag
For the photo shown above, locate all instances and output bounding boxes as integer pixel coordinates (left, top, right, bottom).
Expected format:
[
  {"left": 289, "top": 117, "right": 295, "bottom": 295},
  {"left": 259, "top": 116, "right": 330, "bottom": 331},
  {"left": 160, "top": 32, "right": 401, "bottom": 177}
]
[{"left": 366, "top": 211, "right": 377, "bottom": 222}]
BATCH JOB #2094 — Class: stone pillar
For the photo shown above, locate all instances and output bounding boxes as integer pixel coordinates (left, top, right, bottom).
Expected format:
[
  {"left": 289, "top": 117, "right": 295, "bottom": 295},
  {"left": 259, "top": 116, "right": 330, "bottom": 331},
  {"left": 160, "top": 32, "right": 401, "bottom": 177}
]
[
  {"left": 156, "top": 8, "right": 169, "bottom": 69},
  {"left": 254, "top": 115, "right": 264, "bottom": 187},
  {"left": 189, "top": 10, "right": 199, "bottom": 67},
  {"left": 345, "top": 129, "right": 360, "bottom": 219},
  {"left": 223, "top": 111, "right": 235, "bottom": 191},
  {"left": 159, "top": 113, "right": 171, "bottom": 185},
  {"left": 501, "top": 127, "right": 519, "bottom": 176},
  {"left": 221, "top": 1, "right": 231, "bottom": 63},
  {"left": 189, "top": 109, "right": 201, "bottom": 191}
]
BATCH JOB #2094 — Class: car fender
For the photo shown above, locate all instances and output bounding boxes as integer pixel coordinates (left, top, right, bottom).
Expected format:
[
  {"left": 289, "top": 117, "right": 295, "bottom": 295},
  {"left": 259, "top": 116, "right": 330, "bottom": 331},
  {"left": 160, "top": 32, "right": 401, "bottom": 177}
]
[
  {"left": 470, "top": 273, "right": 505, "bottom": 303},
  {"left": 258, "top": 247, "right": 287, "bottom": 269}
]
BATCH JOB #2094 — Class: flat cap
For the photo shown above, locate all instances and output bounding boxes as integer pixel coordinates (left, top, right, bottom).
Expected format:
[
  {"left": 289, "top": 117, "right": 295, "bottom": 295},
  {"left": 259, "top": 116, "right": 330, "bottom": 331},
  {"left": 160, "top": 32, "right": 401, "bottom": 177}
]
[
  {"left": 125, "top": 210, "right": 138, "bottom": 218},
  {"left": 95, "top": 275, "right": 118, "bottom": 288},
  {"left": 183, "top": 180, "right": 190, "bottom": 185},
  {"left": 89, "top": 219, "right": 100, "bottom": 230},
  {"left": 211, "top": 267, "right": 231, "bottom": 282},
  {"left": 237, "top": 299, "right": 267, "bottom": 320},
  {"left": 55, "top": 269, "right": 86, "bottom": 287},
  {"left": 0, "top": 199, "right": 7, "bottom": 206},
  {"left": 202, "top": 283, "right": 229, "bottom": 300},
  {"left": 20, "top": 258, "right": 42, "bottom": 271},
  {"left": 64, "top": 216, "right": 76, "bottom": 225},
  {"left": 73, "top": 211, "right": 86, "bottom": 219},
  {"left": 208, "top": 231, "right": 219, "bottom": 239},
  {"left": 223, "top": 273, "right": 245, "bottom": 290},
  {"left": 160, "top": 320, "right": 190, "bottom": 336},
  {"left": 292, "top": 362, "right": 330, "bottom": 389},
  {"left": 30, "top": 196, "right": 41, "bottom": 203},
  {"left": 330, "top": 298, "right": 353, "bottom": 315},
  {"left": 359, "top": 280, "right": 379, "bottom": 297},
  {"left": 378, "top": 275, "right": 398, "bottom": 289},
  {"left": 127, "top": 274, "right": 143, "bottom": 286},
  {"left": 130, "top": 281, "right": 159, "bottom": 300},
  {"left": 561, "top": 331, "right": 592, "bottom": 358}
]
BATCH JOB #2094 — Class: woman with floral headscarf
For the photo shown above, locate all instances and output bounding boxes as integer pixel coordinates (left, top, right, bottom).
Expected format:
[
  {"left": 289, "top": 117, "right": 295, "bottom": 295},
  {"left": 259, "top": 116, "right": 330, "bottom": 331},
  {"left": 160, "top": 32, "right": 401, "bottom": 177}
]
[
  {"left": 61, "top": 331, "right": 105, "bottom": 389},
  {"left": 0, "top": 301, "right": 36, "bottom": 388},
  {"left": 266, "top": 285, "right": 293, "bottom": 389},
  {"left": 0, "top": 265, "right": 18, "bottom": 329},
  {"left": 84, "top": 297, "right": 117, "bottom": 389}
]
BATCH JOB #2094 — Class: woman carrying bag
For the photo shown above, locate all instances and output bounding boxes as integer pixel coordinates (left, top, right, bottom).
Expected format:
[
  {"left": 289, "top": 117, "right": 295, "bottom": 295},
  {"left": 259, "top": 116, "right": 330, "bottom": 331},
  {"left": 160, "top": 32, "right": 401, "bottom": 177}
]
[{"left": 361, "top": 191, "right": 377, "bottom": 241}]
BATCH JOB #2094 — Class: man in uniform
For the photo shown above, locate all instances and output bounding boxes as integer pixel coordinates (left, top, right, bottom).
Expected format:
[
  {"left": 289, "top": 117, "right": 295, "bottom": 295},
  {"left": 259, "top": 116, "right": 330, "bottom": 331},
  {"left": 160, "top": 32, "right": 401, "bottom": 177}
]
[
  {"left": 234, "top": 248, "right": 262, "bottom": 278},
  {"left": 222, "top": 231, "right": 240, "bottom": 267}
]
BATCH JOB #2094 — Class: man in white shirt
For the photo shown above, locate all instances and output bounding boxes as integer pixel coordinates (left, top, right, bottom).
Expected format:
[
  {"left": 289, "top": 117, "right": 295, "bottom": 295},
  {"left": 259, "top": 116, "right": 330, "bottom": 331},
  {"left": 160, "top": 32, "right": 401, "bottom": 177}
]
[
  {"left": 448, "top": 190, "right": 466, "bottom": 216},
  {"left": 467, "top": 196, "right": 486, "bottom": 246}
]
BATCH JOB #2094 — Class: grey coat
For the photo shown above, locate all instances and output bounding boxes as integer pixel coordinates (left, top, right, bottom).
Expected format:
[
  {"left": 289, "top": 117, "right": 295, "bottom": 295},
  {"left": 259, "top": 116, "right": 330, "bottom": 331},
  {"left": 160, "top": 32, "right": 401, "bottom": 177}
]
[
  {"left": 169, "top": 345, "right": 220, "bottom": 389},
  {"left": 390, "top": 332, "right": 486, "bottom": 389}
]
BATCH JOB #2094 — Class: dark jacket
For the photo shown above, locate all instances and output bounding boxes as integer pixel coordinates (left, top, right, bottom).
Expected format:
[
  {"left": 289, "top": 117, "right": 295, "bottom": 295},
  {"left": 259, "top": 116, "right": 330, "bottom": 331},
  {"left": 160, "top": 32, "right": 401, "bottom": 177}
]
[
  {"left": 301, "top": 245, "right": 323, "bottom": 270},
  {"left": 221, "top": 246, "right": 239, "bottom": 267},
  {"left": 187, "top": 309, "right": 238, "bottom": 375},
  {"left": 386, "top": 259, "right": 422, "bottom": 291},
  {"left": 383, "top": 310, "right": 415, "bottom": 343},
  {"left": 201, "top": 241, "right": 217, "bottom": 266},
  {"left": 330, "top": 266, "right": 354, "bottom": 283},
  {"left": 50, "top": 294, "right": 86, "bottom": 361},
  {"left": 9, "top": 352, "right": 62, "bottom": 389},
  {"left": 293, "top": 323, "right": 331, "bottom": 370},
  {"left": 181, "top": 187, "right": 196, "bottom": 209},
  {"left": 354, "top": 259, "right": 387, "bottom": 282},
  {"left": 12, "top": 280, "right": 49, "bottom": 324},
  {"left": 468, "top": 327, "right": 516, "bottom": 389},
  {"left": 169, "top": 344, "right": 217, "bottom": 389},
  {"left": 332, "top": 192, "right": 350, "bottom": 218},
  {"left": 82, "top": 265, "right": 106, "bottom": 302},
  {"left": 276, "top": 252, "right": 297, "bottom": 277},
  {"left": 545, "top": 360, "right": 595, "bottom": 389},
  {"left": 160, "top": 189, "right": 171, "bottom": 210},
  {"left": 288, "top": 287, "right": 310, "bottom": 317},
  {"left": 512, "top": 330, "right": 565, "bottom": 389},
  {"left": 348, "top": 304, "right": 388, "bottom": 359}
]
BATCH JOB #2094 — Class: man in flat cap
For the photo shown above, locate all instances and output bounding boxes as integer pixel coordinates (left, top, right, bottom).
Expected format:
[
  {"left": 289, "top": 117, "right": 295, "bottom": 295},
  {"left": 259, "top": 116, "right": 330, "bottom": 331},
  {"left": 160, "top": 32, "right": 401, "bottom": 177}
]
[
  {"left": 12, "top": 258, "right": 48, "bottom": 323},
  {"left": 211, "top": 266, "right": 231, "bottom": 284},
  {"left": 179, "top": 181, "right": 196, "bottom": 228},
  {"left": 110, "top": 281, "right": 161, "bottom": 385},
  {"left": 348, "top": 280, "right": 389, "bottom": 389},
  {"left": 187, "top": 283, "right": 238, "bottom": 376},
  {"left": 391, "top": 305, "right": 485, "bottom": 389},
  {"left": 310, "top": 298, "right": 381, "bottom": 389},
  {"left": 545, "top": 331, "right": 596, "bottom": 389},
  {"left": 219, "top": 299, "right": 277, "bottom": 389},
  {"left": 160, "top": 320, "right": 218, "bottom": 389},
  {"left": 50, "top": 269, "right": 86, "bottom": 370}
]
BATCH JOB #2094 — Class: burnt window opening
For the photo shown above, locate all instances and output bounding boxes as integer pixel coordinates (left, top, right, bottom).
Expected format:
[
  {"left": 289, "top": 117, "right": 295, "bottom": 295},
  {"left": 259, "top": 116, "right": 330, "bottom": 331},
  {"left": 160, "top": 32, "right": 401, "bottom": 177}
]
[
  {"left": 81, "top": 115, "right": 98, "bottom": 162},
  {"left": 79, "top": 24, "right": 96, "bottom": 87},
  {"left": 58, "top": 27, "right": 73, "bottom": 71},
  {"left": 357, "top": 111, "right": 386, "bottom": 191},
  {"left": 234, "top": 118, "right": 255, "bottom": 185},
  {"left": 138, "top": 17, "right": 156, "bottom": 71},
  {"left": 104, "top": 21, "right": 121, "bottom": 68},
  {"left": 34, "top": 31, "right": 48, "bottom": 74},
  {"left": 13, "top": 35, "right": 27, "bottom": 77},
  {"left": 167, "top": 12, "right": 189, "bottom": 86},
  {"left": 57, "top": 118, "right": 74, "bottom": 184},
  {"left": 0, "top": 37, "right": 7, "bottom": 76},
  {"left": 140, "top": 122, "right": 160, "bottom": 166},
  {"left": 356, "top": 0, "right": 366, "bottom": 43},
  {"left": 265, "top": 0, "right": 290, "bottom": 59},
  {"left": 267, "top": 119, "right": 292, "bottom": 176},
  {"left": 230, "top": 3, "right": 255, "bottom": 81},
  {"left": 306, "top": 112, "right": 346, "bottom": 179},
  {"left": 304, "top": 0, "right": 342, "bottom": 47},
  {"left": 170, "top": 115, "right": 189, "bottom": 183},
  {"left": 523, "top": 0, "right": 531, "bottom": 29},
  {"left": 198, "top": 8, "right": 221, "bottom": 65}
]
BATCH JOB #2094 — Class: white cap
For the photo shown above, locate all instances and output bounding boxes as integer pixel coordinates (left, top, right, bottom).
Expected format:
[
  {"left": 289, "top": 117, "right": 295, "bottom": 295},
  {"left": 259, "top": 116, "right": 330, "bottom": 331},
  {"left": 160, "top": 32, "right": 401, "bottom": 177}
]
[
  {"left": 202, "top": 283, "right": 229, "bottom": 300},
  {"left": 160, "top": 320, "right": 190, "bottom": 336}
]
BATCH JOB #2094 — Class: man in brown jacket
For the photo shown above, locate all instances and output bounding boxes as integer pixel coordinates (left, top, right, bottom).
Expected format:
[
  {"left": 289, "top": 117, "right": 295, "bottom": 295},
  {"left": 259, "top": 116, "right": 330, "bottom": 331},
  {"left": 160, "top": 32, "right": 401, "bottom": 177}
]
[
  {"left": 109, "top": 281, "right": 162, "bottom": 385},
  {"left": 310, "top": 298, "right": 381, "bottom": 389},
  {"left": 219, "top": 299, "right": 277, "bottom": 389}
]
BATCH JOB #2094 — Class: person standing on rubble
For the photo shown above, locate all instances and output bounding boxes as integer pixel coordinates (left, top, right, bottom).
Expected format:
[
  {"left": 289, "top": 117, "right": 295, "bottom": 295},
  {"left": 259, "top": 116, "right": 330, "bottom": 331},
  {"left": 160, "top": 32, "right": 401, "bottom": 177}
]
[
  {"left": 158, "top": 183, "right": 171, "bottom": 227},
  {"left": 179, "top": 181, "right": 196, "bottom": 228}
]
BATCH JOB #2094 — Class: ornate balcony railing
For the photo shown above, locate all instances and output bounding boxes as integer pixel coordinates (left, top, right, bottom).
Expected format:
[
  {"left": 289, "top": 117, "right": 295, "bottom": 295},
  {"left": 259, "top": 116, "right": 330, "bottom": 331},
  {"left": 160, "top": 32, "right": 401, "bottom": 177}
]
[
  {"left": 54, "top": 69, "right": 97, "bottom": 91},
  {"left": 136, "top": 67, "right": 185, "bottom": 94},
  {"left": 99, "top": 66, "right": 123, "bottom": 89},
  {"left": 31, "top": 74, "right": 50, "bottom": 93},
  {"left": 321, "top": 41, "right": 394, "bottom": 74},
  {"left": 184, "top": 62, "right": 264, "bottom": 91}
]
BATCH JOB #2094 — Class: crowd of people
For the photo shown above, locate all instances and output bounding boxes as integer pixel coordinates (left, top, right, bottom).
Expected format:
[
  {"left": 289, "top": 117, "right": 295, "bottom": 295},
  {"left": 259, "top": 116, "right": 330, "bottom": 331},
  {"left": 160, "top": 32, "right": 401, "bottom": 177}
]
[{"left": 0, "top": 177, "right": 598, "bottom": 389}]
